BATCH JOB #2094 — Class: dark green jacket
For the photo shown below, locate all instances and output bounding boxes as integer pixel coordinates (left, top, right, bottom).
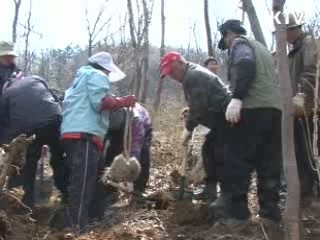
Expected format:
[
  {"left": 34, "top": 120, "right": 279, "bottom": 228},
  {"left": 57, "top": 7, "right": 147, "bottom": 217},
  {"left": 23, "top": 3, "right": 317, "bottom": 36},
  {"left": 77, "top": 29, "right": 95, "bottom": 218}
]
[{"left": 228, "top": 37, "right": 281, "bottom": 110}]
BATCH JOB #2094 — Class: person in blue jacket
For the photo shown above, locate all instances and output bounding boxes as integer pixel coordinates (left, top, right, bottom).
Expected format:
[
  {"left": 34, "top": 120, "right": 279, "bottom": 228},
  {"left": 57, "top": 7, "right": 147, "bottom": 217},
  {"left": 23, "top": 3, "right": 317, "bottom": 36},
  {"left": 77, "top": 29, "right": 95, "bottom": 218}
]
[{"left": 60, "top": 52, "right": 136, "bottom": 233}]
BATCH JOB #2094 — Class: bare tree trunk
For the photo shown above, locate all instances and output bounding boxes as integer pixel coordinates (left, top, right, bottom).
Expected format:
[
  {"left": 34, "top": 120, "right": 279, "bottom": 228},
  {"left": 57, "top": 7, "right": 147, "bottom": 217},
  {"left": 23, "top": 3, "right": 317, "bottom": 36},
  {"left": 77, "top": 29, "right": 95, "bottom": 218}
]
[
  {"left": 127, "top": 0, "right": 137, "bottom": 49},
  {"left": 23, "top": 0, "right": 32, "bottom": 74},
  {"left": 273, "top": 1, "right": 301, "bottom": 240},
  {"left": 242, "top": 0, "right": 267, "bottom": 47},
  {"left": 204, "top": 0, "right": 214, "bottom": 56},
  {"left": 88, "top": 38, "right": 93, "bottom": 57},
  {"left": 153, "top": 0, "right": 165, "bottom": 111},
  {"left": 135, "top": 59, "right": 143, "bottom": 99},
  {"left": 127, "top": 0, "right": 139, "bottom": 95},
  {"left": 12, "top": 0, "right": 22, "bottom": 44},
  {"left": 140, "top": 0, "right": 150, "bottom": 103}
]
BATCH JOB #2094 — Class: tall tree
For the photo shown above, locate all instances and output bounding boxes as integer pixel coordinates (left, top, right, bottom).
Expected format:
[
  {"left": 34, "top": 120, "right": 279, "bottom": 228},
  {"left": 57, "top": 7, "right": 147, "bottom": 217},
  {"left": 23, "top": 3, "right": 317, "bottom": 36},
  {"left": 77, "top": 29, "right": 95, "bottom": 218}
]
[
  {"left": 140, "top": 0, "right": 153, "bottom": 103},
  {"left": 153, "top": 0, "right": 165, "bottom": 111},
  {"left": 127, "top": 0, "right": 152, "bottom": 99},
  {"left": 204, "top": 0, "right": 214, "bottom": 56},
  {"left": 242, "top": 0, "right": 267, "bottom": 46},
  {"left": 12, "top": 0, "right": 22, "bottom": 43},
  {"left": 272, "top": 0, "right": 301, "bottom": 239}
]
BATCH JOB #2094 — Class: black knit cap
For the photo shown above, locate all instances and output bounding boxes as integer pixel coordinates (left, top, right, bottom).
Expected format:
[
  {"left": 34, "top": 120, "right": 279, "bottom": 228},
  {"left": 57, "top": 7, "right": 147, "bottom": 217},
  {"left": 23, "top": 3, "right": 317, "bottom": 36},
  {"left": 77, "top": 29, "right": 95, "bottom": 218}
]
[{"left": 219, "top": 19, "right": 247, "bottom": 36}]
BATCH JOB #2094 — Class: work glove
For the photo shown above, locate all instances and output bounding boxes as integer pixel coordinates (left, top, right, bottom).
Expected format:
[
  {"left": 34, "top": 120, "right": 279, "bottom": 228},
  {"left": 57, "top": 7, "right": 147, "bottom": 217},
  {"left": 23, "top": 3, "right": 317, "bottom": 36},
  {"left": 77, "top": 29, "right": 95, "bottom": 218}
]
[
  {"left": 179, "top": 107, "right": 190, "bottom": 120},
  {"left": 101, "top": 95, "right": 137, "bottom": 110},
  {"left": 225, "top": 98, "right": 243, "bottom": 124},
  {"left": 181, "top": 128, "right": 192, "bottom": 146},
  {"left": 122, "top": 95, "right": 137, "bottom": 108},
  {"left": 292, "top": 94, "right": 305, "bottom": 117}
]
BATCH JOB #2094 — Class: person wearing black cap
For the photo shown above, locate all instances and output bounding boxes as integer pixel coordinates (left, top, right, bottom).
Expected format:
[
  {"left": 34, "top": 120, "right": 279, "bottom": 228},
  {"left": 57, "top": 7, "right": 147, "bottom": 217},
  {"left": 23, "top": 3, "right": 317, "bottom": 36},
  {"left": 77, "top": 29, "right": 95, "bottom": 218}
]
[
  {"left": 286, "top": 13, "right": 320, "bottom": 209},
  {"left": 211, "top": 19, "right": 282, "bottom": 228}
]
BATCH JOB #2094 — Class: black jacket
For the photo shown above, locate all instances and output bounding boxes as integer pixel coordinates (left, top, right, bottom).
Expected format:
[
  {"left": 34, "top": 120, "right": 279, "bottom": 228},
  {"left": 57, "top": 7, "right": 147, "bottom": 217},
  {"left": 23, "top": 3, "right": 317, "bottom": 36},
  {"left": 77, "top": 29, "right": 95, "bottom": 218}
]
[
  {"left": 182, "top": 63, "right": 232, "bottom": 131},
  {"left": 0, "top": 76, "right": 62, "bottom": 144}
]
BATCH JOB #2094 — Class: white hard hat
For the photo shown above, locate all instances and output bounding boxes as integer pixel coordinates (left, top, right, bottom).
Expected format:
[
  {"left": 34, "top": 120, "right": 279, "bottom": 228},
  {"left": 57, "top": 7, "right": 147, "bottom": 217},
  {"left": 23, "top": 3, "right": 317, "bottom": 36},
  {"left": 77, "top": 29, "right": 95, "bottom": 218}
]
[{"left": 89, "top": 52, "right": 126, "bottom": 82}]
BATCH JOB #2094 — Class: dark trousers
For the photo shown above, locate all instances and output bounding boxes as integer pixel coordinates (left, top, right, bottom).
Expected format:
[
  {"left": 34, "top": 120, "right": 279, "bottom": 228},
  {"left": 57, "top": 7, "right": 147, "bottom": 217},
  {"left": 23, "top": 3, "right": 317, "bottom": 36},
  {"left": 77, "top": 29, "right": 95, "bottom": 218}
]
[
  {"left": 135, "top": 126, "right": 152, "bottom": 192},
  {"left": 8, "top": 118, "right": 69, "bottom": 207},
  {"left": 202, "top": 131, "right": 217, "bottom": 185},
  {"left": 62, "top": 138, "right": 106, "bottom": 233},
  {"left": 294, "top": 117, "right": 319, "bottom": 204},
  {"left": 220, "top": 108, "right": 282, "bottom": 222}
]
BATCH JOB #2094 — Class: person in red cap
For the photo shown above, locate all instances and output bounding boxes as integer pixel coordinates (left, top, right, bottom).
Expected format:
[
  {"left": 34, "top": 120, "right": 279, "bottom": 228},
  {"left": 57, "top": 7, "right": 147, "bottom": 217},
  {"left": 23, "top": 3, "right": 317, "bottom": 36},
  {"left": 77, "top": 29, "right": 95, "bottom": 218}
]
[{"left": 160, "top": 51, "right": 232, "bottom": 203}]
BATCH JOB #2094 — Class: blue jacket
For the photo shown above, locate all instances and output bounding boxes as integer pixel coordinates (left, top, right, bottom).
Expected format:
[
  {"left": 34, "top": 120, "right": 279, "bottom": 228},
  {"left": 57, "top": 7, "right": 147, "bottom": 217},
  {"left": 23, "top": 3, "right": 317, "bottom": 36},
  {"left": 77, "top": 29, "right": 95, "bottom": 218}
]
[{"left": 61, "top": 65, "right": 111, "bottom": 139}]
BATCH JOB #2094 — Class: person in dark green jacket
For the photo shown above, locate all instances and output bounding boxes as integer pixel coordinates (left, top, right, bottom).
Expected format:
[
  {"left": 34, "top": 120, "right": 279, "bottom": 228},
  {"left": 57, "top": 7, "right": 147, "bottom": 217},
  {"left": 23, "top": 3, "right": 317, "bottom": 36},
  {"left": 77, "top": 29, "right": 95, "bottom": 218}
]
[{"left": 212, "top": 19, "right": 282, "bottom": 229}]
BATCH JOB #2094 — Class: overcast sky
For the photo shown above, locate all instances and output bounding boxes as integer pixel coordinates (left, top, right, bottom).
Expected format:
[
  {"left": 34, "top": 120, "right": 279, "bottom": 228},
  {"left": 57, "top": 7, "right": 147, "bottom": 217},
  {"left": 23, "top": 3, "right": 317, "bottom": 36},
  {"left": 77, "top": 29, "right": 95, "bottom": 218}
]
[{"left": 0, "top": 0, "right": 317, "bottom": 52}]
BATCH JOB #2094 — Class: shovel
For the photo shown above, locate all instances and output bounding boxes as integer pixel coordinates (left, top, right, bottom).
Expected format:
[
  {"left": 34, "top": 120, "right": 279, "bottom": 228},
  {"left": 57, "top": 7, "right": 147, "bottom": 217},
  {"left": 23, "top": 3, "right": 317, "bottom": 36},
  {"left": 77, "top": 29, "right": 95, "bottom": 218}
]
[{"left": 177, "top": 137, "right": 194, "bottom": 201}]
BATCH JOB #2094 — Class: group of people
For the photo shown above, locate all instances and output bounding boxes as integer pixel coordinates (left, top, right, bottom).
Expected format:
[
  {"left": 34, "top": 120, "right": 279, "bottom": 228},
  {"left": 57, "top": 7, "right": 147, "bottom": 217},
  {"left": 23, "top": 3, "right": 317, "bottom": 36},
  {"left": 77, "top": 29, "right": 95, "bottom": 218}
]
[
  {"left": 161, "top": 16, "right": 319, "bottom": 230},
  {"left": 0, "top": 13, "right": 319, "bottom": 235},
  {"left": 0, "top": 45, "right": 152, "bottom": 233}
]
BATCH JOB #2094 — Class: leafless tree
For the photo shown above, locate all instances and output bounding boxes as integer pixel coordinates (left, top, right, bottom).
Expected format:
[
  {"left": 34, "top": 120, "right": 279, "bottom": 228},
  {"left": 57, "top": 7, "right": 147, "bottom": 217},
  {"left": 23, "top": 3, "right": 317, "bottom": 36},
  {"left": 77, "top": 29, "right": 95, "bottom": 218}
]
[
  {"left": 127, "top": 0, "right": 153, "bottom": 99},
  {"left": 204, "top": 0, "right": 214, "bottom": 56},
  {"left": 12, "top": 0, "right": 22, "bottom": 43},
  {"left": 153, "top": 0, "right": 165, "bottom": 111},
  {"left": 140, "top": 0, "right": 154, "bottom": 103},
  {"left": 85, "top": 2, "right": 111, "bottom": 57},
  {"left": 273, "top": 0, "right": 301, "bottom": 239},
  {"left": 242, "top": 0, "right": 267, "bottom": 46},
  {"left": 127, "top": 0, "right": 141, "bottom": 97}
]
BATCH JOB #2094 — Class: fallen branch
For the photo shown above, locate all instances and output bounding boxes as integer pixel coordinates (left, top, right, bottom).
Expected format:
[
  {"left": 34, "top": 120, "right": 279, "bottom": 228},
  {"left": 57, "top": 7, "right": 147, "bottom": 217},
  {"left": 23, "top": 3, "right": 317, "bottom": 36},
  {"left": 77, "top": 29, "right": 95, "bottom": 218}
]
[
  {"left": 2, "top": 192, "right": 32, "bottom": 215},
  {"left": 0, "top": 134, "right": 35, "bottom": 191},
  {"left": 260, "top": 222, "right": 270, "bottom": 240}
]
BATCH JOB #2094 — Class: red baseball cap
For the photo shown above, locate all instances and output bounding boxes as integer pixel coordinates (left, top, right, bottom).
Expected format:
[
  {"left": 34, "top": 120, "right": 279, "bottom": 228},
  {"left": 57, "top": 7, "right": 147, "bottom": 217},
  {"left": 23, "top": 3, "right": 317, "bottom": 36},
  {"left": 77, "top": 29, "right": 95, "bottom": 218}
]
[{"left": 160, "top": 51, "right": 183, "bottom": 78}]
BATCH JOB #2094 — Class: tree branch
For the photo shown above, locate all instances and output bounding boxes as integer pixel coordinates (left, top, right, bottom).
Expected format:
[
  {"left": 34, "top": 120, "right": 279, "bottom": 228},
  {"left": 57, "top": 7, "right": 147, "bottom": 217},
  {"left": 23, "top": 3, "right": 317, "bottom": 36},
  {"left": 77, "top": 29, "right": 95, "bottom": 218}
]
[{"left": 92, "top": 17, "right": 112, "bottom": 42}]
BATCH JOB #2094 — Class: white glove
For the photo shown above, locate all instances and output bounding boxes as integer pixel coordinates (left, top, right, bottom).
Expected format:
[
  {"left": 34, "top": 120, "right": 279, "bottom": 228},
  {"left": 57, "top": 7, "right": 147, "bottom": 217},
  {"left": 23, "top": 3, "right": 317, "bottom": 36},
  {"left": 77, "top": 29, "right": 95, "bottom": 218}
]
[
  {"left": 292, "top": 94, "right": 305, "bottom": 117},
  {"left": 225, "top": 98, "right": 243, "bottom": 124},
  {"left": 181, "top": 128, "right": 192, "bottom": 146}
]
